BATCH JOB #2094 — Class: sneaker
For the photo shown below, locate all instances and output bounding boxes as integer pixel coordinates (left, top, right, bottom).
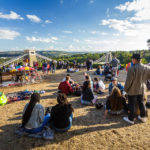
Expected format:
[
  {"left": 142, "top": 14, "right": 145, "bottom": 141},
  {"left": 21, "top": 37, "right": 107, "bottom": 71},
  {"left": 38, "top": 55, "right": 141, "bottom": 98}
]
[
  {"left": 123, "top": 117, "right": 134, "bottom": 124},
  {"left": 137, "top": 116, "right": 147, "bottom": 123}
]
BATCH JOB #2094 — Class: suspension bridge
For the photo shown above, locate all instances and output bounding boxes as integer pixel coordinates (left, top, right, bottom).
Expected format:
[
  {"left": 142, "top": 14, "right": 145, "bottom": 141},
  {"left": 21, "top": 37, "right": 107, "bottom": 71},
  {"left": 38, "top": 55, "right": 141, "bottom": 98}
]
[{"left": 0, "top": 50, "right": 52, "bottom": 68}]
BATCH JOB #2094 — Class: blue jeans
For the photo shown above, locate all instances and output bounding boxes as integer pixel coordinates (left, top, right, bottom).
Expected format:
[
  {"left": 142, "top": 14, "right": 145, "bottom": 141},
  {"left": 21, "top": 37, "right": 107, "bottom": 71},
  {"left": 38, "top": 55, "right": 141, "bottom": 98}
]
[
  {"left": 24, "top": 113, "right": 51, "bottom": 134},
  {"left": 52, "top": 67, "right": 56, "bottom": 73},
  {"left": 51, "top": 114, "right": 73, "bottom": 132}
]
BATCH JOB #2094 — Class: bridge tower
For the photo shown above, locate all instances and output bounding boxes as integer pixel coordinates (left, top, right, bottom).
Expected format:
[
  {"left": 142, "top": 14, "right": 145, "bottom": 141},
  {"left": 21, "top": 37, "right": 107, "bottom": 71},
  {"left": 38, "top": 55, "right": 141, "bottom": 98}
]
[
  {"left": 105, "top": 51, "right": 112, "bottom": 63},
  {"left": 24, "top": 50, "right": 37, "bottom": 67}
]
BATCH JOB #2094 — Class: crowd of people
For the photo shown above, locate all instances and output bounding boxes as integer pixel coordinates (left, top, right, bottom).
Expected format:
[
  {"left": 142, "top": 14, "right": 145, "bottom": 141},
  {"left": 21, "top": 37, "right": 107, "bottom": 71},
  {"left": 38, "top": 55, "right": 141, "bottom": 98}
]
[{"left": 14, "top": 53, "right": 150, "bottom": 139}]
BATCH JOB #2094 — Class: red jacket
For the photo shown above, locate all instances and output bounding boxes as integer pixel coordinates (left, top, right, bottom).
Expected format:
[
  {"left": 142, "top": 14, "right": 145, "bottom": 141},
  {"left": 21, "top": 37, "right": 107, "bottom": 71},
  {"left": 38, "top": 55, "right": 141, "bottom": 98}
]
[{"left": 58, "top": 81, "right": 73, "bottom": 95}]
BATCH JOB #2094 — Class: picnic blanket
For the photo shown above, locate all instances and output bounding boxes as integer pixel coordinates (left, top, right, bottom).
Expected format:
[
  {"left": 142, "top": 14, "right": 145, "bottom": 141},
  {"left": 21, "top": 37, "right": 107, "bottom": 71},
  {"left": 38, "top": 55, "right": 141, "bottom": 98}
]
[{"left": 6, "top": 90, "right": 45, "bottom": 103}]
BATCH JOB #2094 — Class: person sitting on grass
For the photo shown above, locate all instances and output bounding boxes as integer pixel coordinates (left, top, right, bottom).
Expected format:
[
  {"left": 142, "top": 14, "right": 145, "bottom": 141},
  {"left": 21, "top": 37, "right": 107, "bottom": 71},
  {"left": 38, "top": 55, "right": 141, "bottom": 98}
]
[
  {"left": 104, "top": 87, "right": 128, "bottom": 118},
  {"left": 81, "top": 81, "right": 98, "bottom": 105},
  {"left": 62, "top": 74, "right": 74, "bottom": 85},
  {"left": 108, "top": 77, "right": 124, "bottom": 95},
  {"left": 67, "top": 66, "right": 74, "bottom": 73},
  {"left": 84, "top": 73, "right": 93, "bottom": 91},
  {"left": 58, "top": 76, "right": 73, "bottom": 95},
  {"left": 21, "top": 93, "right": 50, "bottom": 134},
  {"left": 93, "top": 77, "right": 105, "bottom": 94},
  {"left": 49, "top": 93, "right": 74, "bottom": 132},
  {"left": 94, "top": 65, "right": 101, "bottom": 75}
]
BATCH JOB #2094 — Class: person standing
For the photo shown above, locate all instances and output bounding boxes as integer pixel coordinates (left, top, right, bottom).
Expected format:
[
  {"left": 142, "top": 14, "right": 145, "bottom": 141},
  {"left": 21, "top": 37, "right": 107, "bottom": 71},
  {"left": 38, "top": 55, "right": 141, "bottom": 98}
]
[
  {"left": 110, "top": 56, "right": 120, "bottom": 77},
  {"left": 86, "top": 59, "right": 91, "bottom": 72},
  {"left": 123, "top": 54, "right": 150, "bottom": 124},
  {"left": 52, "top": 60, "right": 57, "bottom": 73}
]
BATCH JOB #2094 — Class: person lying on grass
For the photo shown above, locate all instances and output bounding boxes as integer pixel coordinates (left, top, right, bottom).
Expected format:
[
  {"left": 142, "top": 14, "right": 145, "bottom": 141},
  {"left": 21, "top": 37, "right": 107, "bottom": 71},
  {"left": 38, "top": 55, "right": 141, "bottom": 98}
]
[
  {"left": 93, "top": 77, "right": 105, "bottom": 95},
  {"left": 104, "top": 87, "right": 128, "bottom": 118},
  {"left": 21, "top": 93, "right": 50, "bottom": 134},
  {"left": 49, "top": 93, "right": 74, "bottom": 132},
  {"left": 81, "top": 81, "right": 98, "bottom": 105}
]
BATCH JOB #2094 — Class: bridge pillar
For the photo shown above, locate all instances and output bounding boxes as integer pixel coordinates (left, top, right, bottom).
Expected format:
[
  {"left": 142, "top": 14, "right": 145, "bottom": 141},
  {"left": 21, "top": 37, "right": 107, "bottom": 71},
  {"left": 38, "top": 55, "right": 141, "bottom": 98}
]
[
  {"left": 24, "top": 50, "right": 37, "bottom": 67},
  {"left": 105, "top": 52, "right": 112, "bottom": 63}
]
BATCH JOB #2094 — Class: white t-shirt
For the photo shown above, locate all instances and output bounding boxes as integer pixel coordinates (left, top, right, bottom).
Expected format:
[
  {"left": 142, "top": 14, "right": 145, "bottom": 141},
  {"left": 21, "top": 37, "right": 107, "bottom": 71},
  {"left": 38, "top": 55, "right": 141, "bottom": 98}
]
[{"left": 98, "top": 80, "right": 105, "bottom": 90}]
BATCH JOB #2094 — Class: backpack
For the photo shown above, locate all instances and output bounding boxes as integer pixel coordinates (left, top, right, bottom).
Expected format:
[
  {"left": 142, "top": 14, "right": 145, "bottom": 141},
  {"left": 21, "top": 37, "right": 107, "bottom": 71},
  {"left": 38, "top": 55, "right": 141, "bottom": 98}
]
[{"left": 0, "top": 92, "right": 8, "bottom": 106}]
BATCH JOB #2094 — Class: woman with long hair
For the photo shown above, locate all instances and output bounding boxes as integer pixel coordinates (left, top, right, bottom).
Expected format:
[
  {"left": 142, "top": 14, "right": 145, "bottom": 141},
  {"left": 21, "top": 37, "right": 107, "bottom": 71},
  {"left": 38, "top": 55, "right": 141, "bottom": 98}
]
[
  {"left": 22, "top": 93, "right": 50, "bottom": 133},
  {"left": 104, "top": 87, "right": 128, "bottom": 118},
  {"left": 84, "top": 74, "right": 93, "bottom": 91},
  {"left": 81, "top": 81, "right": 97, "bottom": 105},
  {"left": 50, "top": 93, "right": 74, "bottom": 132}
]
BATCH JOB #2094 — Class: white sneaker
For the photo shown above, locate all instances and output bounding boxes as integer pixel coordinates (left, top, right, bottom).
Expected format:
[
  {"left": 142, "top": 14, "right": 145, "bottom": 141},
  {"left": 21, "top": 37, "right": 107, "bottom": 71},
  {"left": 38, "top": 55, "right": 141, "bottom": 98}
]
[
  {"left": 123, "top": 117, "right": 134, "bottom": 125},
  {"left": 138, "top": 116, "right": 147, "bottom": 123}
]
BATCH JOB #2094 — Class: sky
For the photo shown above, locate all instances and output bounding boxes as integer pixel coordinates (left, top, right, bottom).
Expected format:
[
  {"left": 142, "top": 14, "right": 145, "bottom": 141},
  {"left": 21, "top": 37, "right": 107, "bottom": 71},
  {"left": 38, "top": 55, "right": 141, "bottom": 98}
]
[{"left": 0, "top": 0, "right": 150, "bottom": 52}]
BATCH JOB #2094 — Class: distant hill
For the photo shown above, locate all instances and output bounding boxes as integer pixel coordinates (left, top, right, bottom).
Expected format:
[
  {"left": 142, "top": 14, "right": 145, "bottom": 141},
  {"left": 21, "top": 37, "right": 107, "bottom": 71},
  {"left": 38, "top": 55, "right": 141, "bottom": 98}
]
[
  {"left": 0, "top": 50, "right": 86, "bottom": 58},
  {"left": 37, "top": 50, "right": 86, "bottom": 57}
]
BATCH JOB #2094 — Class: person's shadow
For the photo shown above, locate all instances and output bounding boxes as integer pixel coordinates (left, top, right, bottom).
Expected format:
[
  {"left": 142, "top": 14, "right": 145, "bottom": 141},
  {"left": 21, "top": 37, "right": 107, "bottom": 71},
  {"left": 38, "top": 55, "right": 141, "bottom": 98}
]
[
  {"left": 0, "top": 119, "right": 130, "bottom": 150},
  {"left": 0, "top": 99, "right": 131, "bottom": 150}
]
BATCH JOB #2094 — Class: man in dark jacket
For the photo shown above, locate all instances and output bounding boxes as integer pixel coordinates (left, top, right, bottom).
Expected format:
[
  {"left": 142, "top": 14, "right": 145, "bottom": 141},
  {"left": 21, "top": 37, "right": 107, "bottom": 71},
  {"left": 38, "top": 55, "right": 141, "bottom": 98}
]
[
  {"left": 86, "top": 59, "right": 91, "bottom": 72},
  {"left": 123, "top": 54, "right": 150, "bottom": 124}
]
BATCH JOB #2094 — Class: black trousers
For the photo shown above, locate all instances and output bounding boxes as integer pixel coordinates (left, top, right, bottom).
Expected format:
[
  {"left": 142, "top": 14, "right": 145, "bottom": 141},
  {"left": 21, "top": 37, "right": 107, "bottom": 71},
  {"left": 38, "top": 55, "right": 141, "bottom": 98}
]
[{"left": 128, "top": 95, "right": 146, "bottom": 121}]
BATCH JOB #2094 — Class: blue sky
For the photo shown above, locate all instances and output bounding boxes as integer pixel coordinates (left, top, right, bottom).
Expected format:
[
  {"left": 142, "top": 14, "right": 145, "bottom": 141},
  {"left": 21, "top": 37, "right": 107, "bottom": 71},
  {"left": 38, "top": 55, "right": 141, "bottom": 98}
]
[{"left": 0, "top": 0, "right": 150, "bottom": 52}]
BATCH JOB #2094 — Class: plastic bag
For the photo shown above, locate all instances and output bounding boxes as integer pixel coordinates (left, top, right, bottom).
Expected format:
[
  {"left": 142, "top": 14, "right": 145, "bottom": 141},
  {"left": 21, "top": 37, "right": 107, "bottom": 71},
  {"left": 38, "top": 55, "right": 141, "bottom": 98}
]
[
  {"left": 42, "top": 126, "right": 54, "bottom": 140},
  {"left": 0, "top": 92, "right": 8, "bottom": 106}
]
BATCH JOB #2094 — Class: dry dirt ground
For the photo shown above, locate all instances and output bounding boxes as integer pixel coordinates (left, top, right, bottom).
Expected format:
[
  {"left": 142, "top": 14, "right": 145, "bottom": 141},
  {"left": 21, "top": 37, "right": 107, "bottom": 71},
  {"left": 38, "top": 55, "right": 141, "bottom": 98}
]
[{"left": 0, "top": 69, "right": 150, "bottom": 150}]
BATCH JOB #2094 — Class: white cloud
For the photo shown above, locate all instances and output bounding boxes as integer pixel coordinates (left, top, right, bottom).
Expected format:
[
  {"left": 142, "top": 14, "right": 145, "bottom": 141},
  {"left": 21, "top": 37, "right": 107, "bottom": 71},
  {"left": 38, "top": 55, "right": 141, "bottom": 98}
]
[
  {"left": 0, "top": 29, "right": 20, "bottom": 40},
  {"left": 89, "top": 31, "right": 108, "bottom": 35},
  {"left": 101, "top": 19, "right": 135, "bottom": 36},
  {"left": 99, "top": 0, "right": 150, "bottom": 50},
  {"left": 26, "top": 15, "right": 41, "bottom": 23},
  {"left": 0, "top": 11, "right": 24, "bottom": 20},
  {"left": 63, "top": 30, "right": 73, "bottom": 34},
  {"left": 115, "top": 0, "right": 150, "bottom": 21},
  {"left": 26, "top": 36, "right": 58, "bottom": 43},
  {"left": 45, "top": 20, "right": 53, "bottom": 24},
  {"left": 89, "top": 0, "right": 94, "bottom": 4},
  {"left": 84, "top": 39, "right": 119, "bottom": 45}
]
